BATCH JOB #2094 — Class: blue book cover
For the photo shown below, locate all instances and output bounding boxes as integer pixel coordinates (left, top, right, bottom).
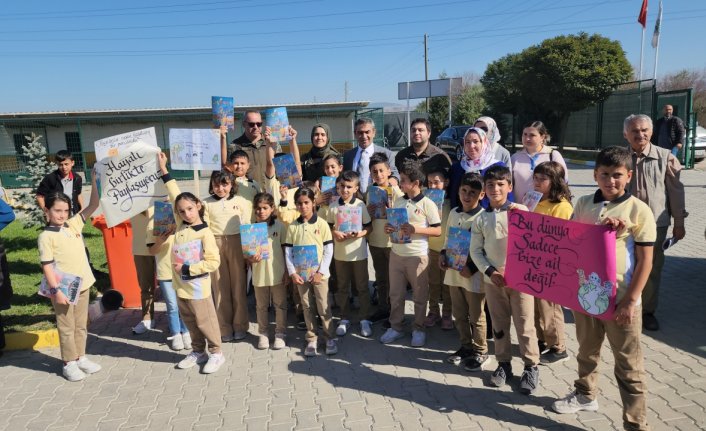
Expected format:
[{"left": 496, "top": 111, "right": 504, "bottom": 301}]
[
  {"left": 153, "top": 201, "right": 176, "bottom": 237},
  {"left": 386, "top": 208, "right": 411, "bottom": 244},
  {"left": 446, "top": 227, "right": 472, "bottom": 271},
  {"left": 240, "top": 222, "right": 270, "bottom": 260},
  {"left": 212, "top": 96, "right": 234, "bottom": 131},
  {"left": 264, "top": 107, "right": 290, "bottom": 142},
  {"left": 424, "top": 188, "right": 445, "bottom": 219},
  {"left": 336, "top": 206, "right": 362, "bottom": 234},
  {"left": 320, "top": 175, "right": 338, "bottom": 204},
  {"left": 367, "top": 186, "right": 391, "bottom": 219},
  {"left": 39, "top": 266, "right": 82, "bottom": 305},
  {"left": 273, "top": 154, "right": 302, "bottom": 188},
  {"left": 291, "top": 245, "right": 318, "bottom": 281}
]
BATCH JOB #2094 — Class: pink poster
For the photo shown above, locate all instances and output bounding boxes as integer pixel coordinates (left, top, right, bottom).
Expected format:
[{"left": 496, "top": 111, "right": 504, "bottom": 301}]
[{"left": 505, "top": 209, "right": 618, "bottom": 320}]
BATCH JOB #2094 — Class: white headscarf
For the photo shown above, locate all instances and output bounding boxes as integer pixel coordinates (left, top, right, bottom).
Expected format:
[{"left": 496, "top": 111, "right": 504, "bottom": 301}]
[
  {"left": 460, "top": 127, "right": 498, "bottom": 172},
  {"left": 475, "top": 116, "right": 501, "bottom": 148}
]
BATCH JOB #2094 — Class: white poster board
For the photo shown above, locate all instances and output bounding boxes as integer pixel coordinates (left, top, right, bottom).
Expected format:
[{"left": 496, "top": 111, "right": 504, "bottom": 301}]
[
  {"left": 98, "top": 141, "right": 167, "bottom": 228},
  {"left": 168, "top": 128, "right": 221, "bottom": 171},
  {"left": 94, "top": 127, "right": 158, "bottom": 162}
]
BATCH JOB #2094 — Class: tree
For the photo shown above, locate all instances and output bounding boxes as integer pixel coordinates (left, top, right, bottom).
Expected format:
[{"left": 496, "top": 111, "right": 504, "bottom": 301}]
[
  {"left": 481, "top": 33, "right": 632, "bottom": 148},
  {"left": 658, "top": 68, "right": 706, "bottom": 126},
  {"left": 15, "top": 133, "right": 56, "bottom": 227}
]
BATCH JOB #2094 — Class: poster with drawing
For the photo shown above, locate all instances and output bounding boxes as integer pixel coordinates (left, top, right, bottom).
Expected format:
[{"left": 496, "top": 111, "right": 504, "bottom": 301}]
[
  {"left": 168, "top": 129, "right": 221, "bottom": 171},
  {"left": 94, "top": 127, "right": 159, "bottom": 163}
]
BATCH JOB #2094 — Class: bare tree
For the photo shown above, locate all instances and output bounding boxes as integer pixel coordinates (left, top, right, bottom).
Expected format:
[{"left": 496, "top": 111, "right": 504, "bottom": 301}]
[{"left": 658, "top": 68, "right": 706, "bottom": 126}]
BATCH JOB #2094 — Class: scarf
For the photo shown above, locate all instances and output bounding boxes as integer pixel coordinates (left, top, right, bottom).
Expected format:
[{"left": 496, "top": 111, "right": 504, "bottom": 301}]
[
  {"left": 460, "top": 127, "right": 498, "bottom": 172},
  {"left": 475, "top": 116, "right": 501, "bottom": 148},
  {"left": 308, "top": 123, "right": 339, "bottom": 161}
]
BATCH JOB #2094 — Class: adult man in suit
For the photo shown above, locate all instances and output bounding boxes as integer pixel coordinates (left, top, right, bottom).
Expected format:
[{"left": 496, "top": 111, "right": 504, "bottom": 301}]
[{"left": 343, "top": 117, "right": 399, "bottom": 194}]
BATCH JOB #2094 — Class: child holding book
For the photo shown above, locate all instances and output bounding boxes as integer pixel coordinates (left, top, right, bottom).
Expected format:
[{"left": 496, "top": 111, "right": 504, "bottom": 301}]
[
  {"left": 440, "top": 172, "right": 489, "bottom": 371},
  {"left": 202, "top": 170, "right": 253, "bottom": 342},
  {"left": 552, "top": 147, "right": 655, "bottom": 431},
  {"left": 366, "top": 152, "right": 404, "bottom": 325},
  {"left": 326, "top": 170, "right": 372, "bottom": 337},
  {"left": 283, "top": 187, "right": 337, "bottom": 356},
  {"left": 247, "top": 192, "right": 288, "bottom": 350},
  {"left": 38, "top": 169, "right": 101, "bottom": 382},
  {"left": 158, "top": 154, "right": 224, "bottom": 374},
  {"left": 316, "top": 154, "right": 343, "bottom": 309},
  {"left": 380, "top": 162, "right": 441, "bottom": 348},
  {"left": 131, "top": 208, "right": 157, "bottom": 335},
  {"left": 424, "top": 168, "right": 453, "bottom": 330},
  {"left": 470, "top": 164, "right": 540, "bottom": 394},
  {"left": 531, "top": 161, "right": 572, "bottom": 365}
]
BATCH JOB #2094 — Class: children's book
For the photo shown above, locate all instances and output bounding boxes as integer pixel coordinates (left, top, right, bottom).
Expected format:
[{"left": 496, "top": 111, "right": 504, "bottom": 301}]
[
  {"left": 212, "top": 96, "right": 234, "bottom": 131},
  {"left": 386, "top": 208, "right": 411, "bottom": 244},
  {"left": 522, "top": 190, "right": 543, "bottom": 212},
  {"left": 368, "top": 186, "right": 391, "bottom": 219},
  {"left": 172, "top": 240, "right": 203, "bottom": 266},
  {"left": 336, "top": 206, "right": 362, "bottom": 234},
  {"left": 320, "top": 176, "right": 339, "bottom": 204},
  {"left": 273, "top": 154, "right": 302, "bottom": 188},
  {"left": 39, "top": 266, "right": 82, "bottom": 305},
  {"left": 153, "top": 201, "right": 176, "bottom": 237},
  {"left": 240, "top": 222, "right": 270, "bottom": 259},
  {"left": 291, "top": 245, "right": 318, "bottom": 281},
  {"left": 424, "top": 188, "right": 445, "bottom": 219},
  {"left": 264, "top": 107, "right": 291, "bottom": 142},
  {"left": 446, "top": 227, "right": 472, "bottom": 271}
]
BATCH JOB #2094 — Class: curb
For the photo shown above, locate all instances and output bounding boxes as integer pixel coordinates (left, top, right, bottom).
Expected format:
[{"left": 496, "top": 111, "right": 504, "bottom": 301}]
[
  {"left": 4, "top": 329, "right": 60, "bottom": 351},
  {"left": 565, "top": 158, "right": 596, "bottom": 167}
]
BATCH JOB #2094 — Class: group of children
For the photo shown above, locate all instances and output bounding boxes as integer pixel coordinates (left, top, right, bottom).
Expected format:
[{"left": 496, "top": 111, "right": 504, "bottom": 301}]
[{"left": 40, "top": 128, "right": 654, "bottom": 429}]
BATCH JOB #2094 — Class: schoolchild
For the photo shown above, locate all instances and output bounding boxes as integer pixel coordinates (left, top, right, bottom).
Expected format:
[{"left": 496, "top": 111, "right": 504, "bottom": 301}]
[
  {"left": 131, "top": 208, "right": 157, "bottom": 335},
  {"left": 380, "top": 162, "right": 441, "bottom": 348},
  {"left": 469, "top": 164, "right": 540, "bottom": 394},
  {"left": 552, "top": 147, "right": 656, "bottom": 431}
]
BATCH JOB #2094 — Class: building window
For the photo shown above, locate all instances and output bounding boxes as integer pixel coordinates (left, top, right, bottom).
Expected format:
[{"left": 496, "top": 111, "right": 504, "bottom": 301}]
[{"left": 65, "top": 132, "right": 84, "bottom": 169}]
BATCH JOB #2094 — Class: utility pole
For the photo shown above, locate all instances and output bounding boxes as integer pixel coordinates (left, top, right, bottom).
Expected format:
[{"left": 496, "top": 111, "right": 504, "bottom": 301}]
[
  {"left": 344, "top": 81, "right": 349, "bottom": 102},
  {"left": 424, "top": 33, "right": 429, "bottom": 112}
]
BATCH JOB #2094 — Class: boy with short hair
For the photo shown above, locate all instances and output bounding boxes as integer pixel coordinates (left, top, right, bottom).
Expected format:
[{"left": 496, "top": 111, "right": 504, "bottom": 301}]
[
  {"left": 552, "top": 146, "right": 655, "bottom": 431},
  {"left": 37, "top": 150, "right": 83, "bottom": 215},
  {"left": 425, "top": 168, "right": 453, "bottom": 330},
  {"left": 366, "top": 152, "right": 404, "bottom": 326},
  {"left": 470, "top": 164, "right": 540, "bottom": 395},
  {"left": 228, "top": 150, "right": 262, "bottom": 195},
  {"left": 380, "top": 162, "right": 441, "bottom": 347}
]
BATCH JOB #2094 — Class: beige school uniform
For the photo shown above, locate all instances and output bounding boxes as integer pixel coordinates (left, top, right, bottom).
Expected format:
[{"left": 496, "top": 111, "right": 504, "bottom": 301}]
[
  {"left": 252, "top": 219, "right": 288, "bottom": 336},
  {"left": 427, "top": 198, "right": 452, "bottom": 317}
]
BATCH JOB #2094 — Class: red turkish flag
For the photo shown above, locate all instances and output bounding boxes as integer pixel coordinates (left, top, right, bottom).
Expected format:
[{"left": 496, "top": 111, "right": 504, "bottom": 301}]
[{"left": 638, "top": 0, "right": 648, "bottom": 27}]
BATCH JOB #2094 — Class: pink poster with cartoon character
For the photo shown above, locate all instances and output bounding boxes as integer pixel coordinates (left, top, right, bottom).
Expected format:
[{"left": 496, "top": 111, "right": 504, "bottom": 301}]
[{"left": 505, "top": 209, "right": 617, "bottom": 321}]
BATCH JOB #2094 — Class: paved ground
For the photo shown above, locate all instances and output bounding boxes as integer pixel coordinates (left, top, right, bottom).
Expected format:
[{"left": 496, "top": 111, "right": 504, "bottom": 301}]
[{"left": 1, "top": 164, "right": 705, "bottom": 431}]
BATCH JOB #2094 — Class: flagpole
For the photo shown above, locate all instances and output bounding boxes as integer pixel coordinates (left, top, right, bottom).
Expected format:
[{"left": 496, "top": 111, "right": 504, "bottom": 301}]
[
  {"left": 653, "top": 38, "right": 660, "bottom": 81},
  {"left": 639, "top": 27, "right": 645, "bottom": 80}
]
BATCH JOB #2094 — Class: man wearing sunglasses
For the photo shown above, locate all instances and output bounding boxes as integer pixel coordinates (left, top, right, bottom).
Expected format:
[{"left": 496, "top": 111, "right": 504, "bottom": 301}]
[{"left": 226, "top": 110, "right": 281, "bottom": 187}]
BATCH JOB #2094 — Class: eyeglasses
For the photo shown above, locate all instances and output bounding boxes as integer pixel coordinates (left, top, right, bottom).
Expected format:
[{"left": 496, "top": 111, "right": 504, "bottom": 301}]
[{"left": 246, "top": 122, "right": 263, "bottom": 128}]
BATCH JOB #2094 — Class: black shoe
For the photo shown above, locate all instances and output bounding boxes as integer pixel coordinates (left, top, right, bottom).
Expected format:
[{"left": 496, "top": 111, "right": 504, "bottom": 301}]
[
  {"left": 446, "top": 347, "right": 474, "bottom": 365},
  {"left": 540, "top": 348, "right": 570, "bottom": 365},
  {"left": 643, "top": 313, "right": 659, "bottom": 331},
  {"left": 296, "top": 319, "right": 307, "bottom": 331},
  {"left": 368, "top": 309, "right": 390, "bottom": 324},
  {"left": 490, "top": 362, "right": 512, "bottom": 387},
  {"left": 538, "top": 340, "right": 549, "bottom": 354},
  {"left": 519, "top": 366, "right": 540, "bottom": 395},
  {"left": 463, "top": 353, "right": 489, "bottom": 371}
]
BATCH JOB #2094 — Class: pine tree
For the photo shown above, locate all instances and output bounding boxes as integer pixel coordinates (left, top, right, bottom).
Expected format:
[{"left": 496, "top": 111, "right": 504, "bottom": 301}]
[{"left": 15, "top": 133, "right": 56, "bottom": 227}]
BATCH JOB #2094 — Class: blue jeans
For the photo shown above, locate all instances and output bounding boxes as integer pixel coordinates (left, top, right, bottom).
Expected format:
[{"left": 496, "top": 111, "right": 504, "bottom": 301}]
[
  {"left": 671, "top": 146, "right": 679, "bottom": 157},
  {"left": 159, "top": 280, "right": 188, "bottom": 336}
]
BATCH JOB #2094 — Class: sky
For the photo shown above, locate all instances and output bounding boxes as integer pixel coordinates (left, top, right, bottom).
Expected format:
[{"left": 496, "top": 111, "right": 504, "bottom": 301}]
[{"left": 1, "top": 0, "right": 704, "bottom": 113}]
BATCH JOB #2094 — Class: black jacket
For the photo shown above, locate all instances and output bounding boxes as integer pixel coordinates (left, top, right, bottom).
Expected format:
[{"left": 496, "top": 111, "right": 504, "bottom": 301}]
[
  {"left": 652, "top": 116, "right": 686, "bottom": 150},
  {"left": 36, "top": 170, "right": 83, "bottom": 215}
]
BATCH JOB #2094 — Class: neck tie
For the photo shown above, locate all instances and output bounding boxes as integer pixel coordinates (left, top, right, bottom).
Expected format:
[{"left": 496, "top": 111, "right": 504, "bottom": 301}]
[{"left": 358, "top": 149, "right": 371, "bottom": 193}]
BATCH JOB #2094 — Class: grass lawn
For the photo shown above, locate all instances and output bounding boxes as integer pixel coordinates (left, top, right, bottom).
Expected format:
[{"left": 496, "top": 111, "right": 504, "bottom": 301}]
[{"left": 2, "top": 219, "right": 110, "bottom": 332}]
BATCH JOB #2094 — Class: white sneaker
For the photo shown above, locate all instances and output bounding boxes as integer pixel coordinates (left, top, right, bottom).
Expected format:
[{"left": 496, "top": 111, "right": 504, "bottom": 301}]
[
  {"left": 272, "top": 334, "right": 286, "bottom": 350},
  {"left": 379, "top": 328, "right": 404, "bottom": 344},
  {"left": 167, "top": 334, "right": 184, "bottom": 351},
  {"left": 336, "top": 320, "right": 350, "bottom": 336},
  {"left": 62, "top": 361, "right": 86, "bottom": 382},
  {"left": 304, "top": 341, "right": 318, "bottom": 357},
  {"left": 132, "top": 320, "right": 152, "bottom": 335},
  {"left": 181, "top": 332, "right": 192, "bottom": 350},
  {"left": 552, "top": 391, "right": 599, "bottom": 414},
  {"left": 257, "top": 335, "right": 270, "bottom": 350},
  {"left": 177, "top": 351, "right": 208, "bottom": 369},
  {"left": 202, "top": 352, "right": 225, "bottom": 374},
  {"left": 76, "top": 356, "right": 102, "bottom": 374},
  {"left": 325, "top": 339, "right": 338, "bottom": 355},
  {"left": 360, "top": 320, "right": 373, "bottom": 337},
  {"left": 411, "top": 330, "right": 426, "bottom": 347}
]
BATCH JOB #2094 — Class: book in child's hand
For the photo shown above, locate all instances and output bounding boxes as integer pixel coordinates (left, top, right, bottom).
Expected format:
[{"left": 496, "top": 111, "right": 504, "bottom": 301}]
[
  {"left": 273, "top": 154, "right": 302, "bottom": 188},
  {"left": 212, "top": 96, "right": 234, "bottom": 131},
  {"left": 264, "top": 107, "right": 291, "bottom": 142},
  {"left": 172, "top": 240, "right": 203, "bottom": 266},
  {"left": 424, "top": 188, "right": 445, "bottom": 219},
  {"left": 367, "top": 186, "right": 391, "bottom": 219},
  {"left": 39, "top": 266, "right": 82, "bottom": 305},
  {"left": 446, "top": 227, "right": 472, "bottom": 271},
  {"left": 154, "top": 201, "right": 176, "bottom": 237},
  {"left": 240, "top": 222, "right": 270, "bottom": 260},
  {"left": 386, "top": 208, "right": 411, "bottom": 244},
  {"left": 291, "top": 245, "right": 318, "bottom": 281},
  {"left": 522, "top": 190, "right": 543, "bottom": 212},
  {"left": 320, "top": 176, "right": 339, "bottom": 204},
  {"left": 336, "top": 206, "right": 362, "bottom": 234}
]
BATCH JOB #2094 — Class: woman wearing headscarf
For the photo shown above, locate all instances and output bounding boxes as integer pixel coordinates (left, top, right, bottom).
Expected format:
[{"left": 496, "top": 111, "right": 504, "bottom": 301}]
[
  {"left": 448, "top": 127, "right": 513, "bottom": 209},
  {"left": 474, "top": 116, "right": 511, "bottom": 171},
  {"left": 300, "top": 123, "right": 340, "bottom": 182},
  {"left": 510, "top": 121, "right": 568, "bottom": 206}
]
